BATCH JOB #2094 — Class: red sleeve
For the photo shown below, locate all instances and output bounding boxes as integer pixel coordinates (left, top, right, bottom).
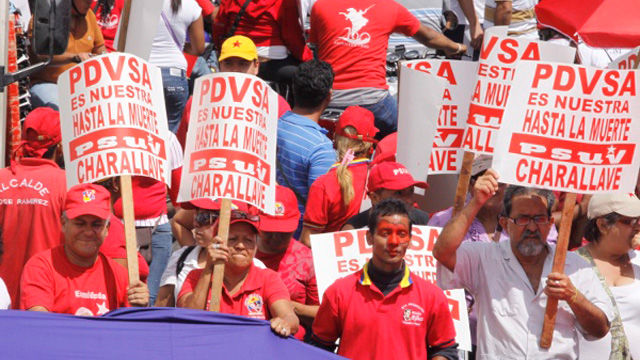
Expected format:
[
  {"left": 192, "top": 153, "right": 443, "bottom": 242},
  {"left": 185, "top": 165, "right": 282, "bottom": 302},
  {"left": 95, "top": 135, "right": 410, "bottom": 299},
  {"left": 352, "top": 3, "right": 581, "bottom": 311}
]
[
  {"left": 177, "top": 268, "right": 204, "bottom": 304},
  {"left": 303, "top": 178, "right": 329, "bottom": 230},
  {"left": 306, "top": 267, "right": 319, "bottom": 305},
  {"left": 106, "top": 257, "right": 131, "bottom": 308},
  {"left": 277, "top": 95, "right": 291, "bottom": 118},
  {"left": 177, "top": 97, "right": 192, "bottom": 150},
  {"left": 195, "top": 0, "right": 215, "bottom": 16},
  {"left": 308, "top": 2, "right": 320, "bottom": 45},
  {"left": 277, "top": 0, "right": 313, "bottom": 61},
  {"left": 19, "top": 254, "right": 54, "bottom": 310},
  {"left": 169, "top": 166, "right": 182, "bottom": 206},
  {"left": 263, "top": 269, "right": 291, "bottom": 306},
  {"left": 311, "top": 283, "right": 341, "bottom": 344},
  {"left": 392, "top": 2, "right": 421, "bottom": 37},
  {"left": 426, "top": 288, "right": 457, "bottom": 350}
]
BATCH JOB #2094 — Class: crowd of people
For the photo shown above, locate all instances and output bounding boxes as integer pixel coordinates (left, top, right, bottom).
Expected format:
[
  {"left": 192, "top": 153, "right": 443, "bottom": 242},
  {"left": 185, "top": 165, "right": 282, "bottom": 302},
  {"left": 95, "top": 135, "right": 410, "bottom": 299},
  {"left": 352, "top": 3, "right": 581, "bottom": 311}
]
[{"left": 1, "top": 0, "right": 640, "bottom": 359}]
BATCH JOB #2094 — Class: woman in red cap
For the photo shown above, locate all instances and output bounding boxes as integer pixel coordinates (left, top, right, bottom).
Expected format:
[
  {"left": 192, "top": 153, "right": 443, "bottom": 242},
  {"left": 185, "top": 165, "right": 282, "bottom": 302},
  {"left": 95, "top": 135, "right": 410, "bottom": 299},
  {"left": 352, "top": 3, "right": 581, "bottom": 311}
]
[
  {"left": 176, "top": 198, "right": 298, "bottom": 337},
  {"left": 300, "top": 106, "right": 378, "bottom": 247}
]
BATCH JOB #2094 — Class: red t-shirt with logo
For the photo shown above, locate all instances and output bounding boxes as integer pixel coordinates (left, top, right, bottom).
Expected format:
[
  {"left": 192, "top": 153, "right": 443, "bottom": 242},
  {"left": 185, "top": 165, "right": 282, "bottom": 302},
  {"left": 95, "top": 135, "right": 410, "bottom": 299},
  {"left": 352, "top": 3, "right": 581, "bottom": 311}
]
[
  {"left": 92, "top": 0, "right": 124, "bottom": 52},
  {"left": 303, "top": 160, "right": 369, "bottom": 233},
  {"left": 310, "top": 0, "right": 420, "bottom": 90},
  {"left": 312, "top": 263, "right": 457, "bottom": 359},
  {"left": 0, "top": 158, "right": 66, "bottom": 308},
  {"left": 256, "top": 239, "right": 319, "bottom": 339},
  {"left": 20, "top": 246, "right": 129, "bottom": 316},
  {"left": 178, "top": 264, "right": 290, "bottom": 318}
]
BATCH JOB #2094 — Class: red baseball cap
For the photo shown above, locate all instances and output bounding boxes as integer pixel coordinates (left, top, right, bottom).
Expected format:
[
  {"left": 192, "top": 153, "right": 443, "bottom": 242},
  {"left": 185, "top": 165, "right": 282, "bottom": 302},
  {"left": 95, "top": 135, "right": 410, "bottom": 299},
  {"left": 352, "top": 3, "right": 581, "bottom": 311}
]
[
  {"left": 189, "top": 198, "right": 259, "bottom": 231},
  {"left": 64, "top": 183, "right": 111, "bottom": 220},
  {"left": 372, "top": 132, "right": 397, "bottom": 165},
  {"left": 335, "top": 106, "right": 379, "bottom": 143},
  {"left": 367, "top": 162, "right": 428, "bottom": 193},
  {"left": 259, "top": 185, "right": 300, "bottom": 233},
  {"left": 21, "top": 107, "right": 62, "bottom": 157}
]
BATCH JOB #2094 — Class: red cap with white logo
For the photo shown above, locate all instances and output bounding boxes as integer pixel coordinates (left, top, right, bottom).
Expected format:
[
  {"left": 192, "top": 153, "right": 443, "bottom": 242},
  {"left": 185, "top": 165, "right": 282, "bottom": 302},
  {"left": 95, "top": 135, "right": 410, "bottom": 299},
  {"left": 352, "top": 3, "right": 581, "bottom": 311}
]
[
  {"left": 367, "top": 162, "right": 428, "bottom": 193},
  {"left": 259, "top": 185, "right": 300, "bottom": 233}
]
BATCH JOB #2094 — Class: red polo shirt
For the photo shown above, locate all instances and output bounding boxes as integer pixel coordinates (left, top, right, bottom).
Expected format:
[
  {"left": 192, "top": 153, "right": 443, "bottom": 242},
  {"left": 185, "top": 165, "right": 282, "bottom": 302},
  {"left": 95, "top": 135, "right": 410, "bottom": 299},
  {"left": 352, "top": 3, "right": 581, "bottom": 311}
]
[
  {"left": 303, "top": 159, "right": 370, "bottom": 233},
  {"left": 20, "top": 246, "right": 129, "bottom": 315},
  {"left": 256, "top": 239, "right": 319, "bottom": 339},
  {"left": 178, "top": 264, "right": 290, "bottom": 318},
  {"left": 312, "top": 262, "right": 456, "bottom": 360}
]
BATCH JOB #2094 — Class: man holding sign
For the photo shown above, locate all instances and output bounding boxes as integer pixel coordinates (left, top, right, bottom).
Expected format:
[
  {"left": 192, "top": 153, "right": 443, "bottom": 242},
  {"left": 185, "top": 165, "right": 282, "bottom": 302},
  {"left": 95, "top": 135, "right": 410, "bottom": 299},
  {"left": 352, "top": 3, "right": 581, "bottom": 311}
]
[
  {"left": 311, "top": 198, "right": 458, "bottom": 359},
  {"left": 434, "top": 170, "right": 613, "bottom": 358}
]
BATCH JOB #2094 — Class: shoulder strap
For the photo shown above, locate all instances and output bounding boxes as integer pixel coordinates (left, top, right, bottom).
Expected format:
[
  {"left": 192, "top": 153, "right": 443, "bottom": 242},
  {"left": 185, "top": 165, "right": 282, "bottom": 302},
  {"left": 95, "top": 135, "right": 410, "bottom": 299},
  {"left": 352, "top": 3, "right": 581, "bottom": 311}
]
[
  {"left": 226, "top": 0, "right": 254, "bottom": 39},
  {"left": 160, "top": 11, "right": 183, "bottom": 50},
  {"left": 176, "top": 246, "right": 197, "bottom": 277}
]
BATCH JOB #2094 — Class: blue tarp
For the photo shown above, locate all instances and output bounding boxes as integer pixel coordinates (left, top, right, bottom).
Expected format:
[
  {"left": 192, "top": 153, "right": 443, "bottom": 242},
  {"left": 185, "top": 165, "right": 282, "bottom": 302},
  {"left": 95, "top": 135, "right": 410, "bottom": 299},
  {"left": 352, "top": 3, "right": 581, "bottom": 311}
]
[{"left": 0, "top": 308, "right": 343, "bottom": 359}]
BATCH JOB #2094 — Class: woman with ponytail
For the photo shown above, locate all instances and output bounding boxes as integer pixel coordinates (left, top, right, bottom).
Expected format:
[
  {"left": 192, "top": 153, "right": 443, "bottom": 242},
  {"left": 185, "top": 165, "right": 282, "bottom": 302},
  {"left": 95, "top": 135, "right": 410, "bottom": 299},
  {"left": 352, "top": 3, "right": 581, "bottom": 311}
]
[{"left": 300, "top": 106, "right": 378, "bottom": 247}]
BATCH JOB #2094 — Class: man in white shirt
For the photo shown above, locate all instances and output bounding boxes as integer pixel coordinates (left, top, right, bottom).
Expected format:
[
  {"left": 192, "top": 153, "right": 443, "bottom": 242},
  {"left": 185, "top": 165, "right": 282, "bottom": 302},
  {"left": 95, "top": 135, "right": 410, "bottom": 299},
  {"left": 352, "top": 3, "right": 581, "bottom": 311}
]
[{"left": 434, "top": 169, "right": 613, "bottom": 359}]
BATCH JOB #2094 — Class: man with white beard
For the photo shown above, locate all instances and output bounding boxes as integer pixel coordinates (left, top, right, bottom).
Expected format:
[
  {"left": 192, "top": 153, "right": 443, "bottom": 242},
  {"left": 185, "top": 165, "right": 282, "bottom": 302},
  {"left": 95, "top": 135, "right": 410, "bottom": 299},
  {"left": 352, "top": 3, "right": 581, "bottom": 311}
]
[{"left": 433, "top": 169, "right": 613, "bottom": 359}]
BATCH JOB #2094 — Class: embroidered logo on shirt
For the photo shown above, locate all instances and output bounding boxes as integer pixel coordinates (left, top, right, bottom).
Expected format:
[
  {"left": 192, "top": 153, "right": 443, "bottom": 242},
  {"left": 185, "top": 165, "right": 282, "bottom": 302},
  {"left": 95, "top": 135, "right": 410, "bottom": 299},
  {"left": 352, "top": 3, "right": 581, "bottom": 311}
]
[
  {"left": 82, "top": 190, "right": 96, "bottom": 202},
  {"left": 401, "top": 303, "right": 425, "bottom": 326},
  {"left": 245, "top": 293, "right": 264, "bottom": 318},
  {"left": 336, "top": 6, "right": 374, "bottom": 47}
]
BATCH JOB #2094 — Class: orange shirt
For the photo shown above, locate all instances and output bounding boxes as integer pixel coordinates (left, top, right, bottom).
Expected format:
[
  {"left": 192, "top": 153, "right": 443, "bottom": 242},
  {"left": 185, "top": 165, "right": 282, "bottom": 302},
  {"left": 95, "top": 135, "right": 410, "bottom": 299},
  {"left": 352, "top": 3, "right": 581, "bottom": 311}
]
[{"left": 30, "top": 10, "right": 105, "bottom": 84}]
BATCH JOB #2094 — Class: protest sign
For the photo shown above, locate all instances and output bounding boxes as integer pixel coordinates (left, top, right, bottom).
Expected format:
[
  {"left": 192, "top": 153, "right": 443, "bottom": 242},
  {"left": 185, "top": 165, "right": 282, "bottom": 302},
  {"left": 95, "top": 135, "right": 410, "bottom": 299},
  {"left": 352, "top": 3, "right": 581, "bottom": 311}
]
[
  {"left": 396, "top": 67, "right": 445, "bottom": 190},
  {"left": 310, "top": 226, "right": 471, "bottom": 351},
  {"left": 463, "top": 27, "right": 576, "bottom": 155},
  {"left": 58, "top": 53, "right": 170, "bottom": 188},
  {"left": 492, "top": 61, "right": 640, "bottom": 193},
  {"left": 114, "top": 0, "right": 162, "bottom": 60},
  {"left": 608, "top": 46, "right": 640, "bottom": 70},
  {"left": 179, "top": 73, "right": 278, "bottom": 214},
  {"left": 404, "top": 60, "right": 477, "bottom": 175}
]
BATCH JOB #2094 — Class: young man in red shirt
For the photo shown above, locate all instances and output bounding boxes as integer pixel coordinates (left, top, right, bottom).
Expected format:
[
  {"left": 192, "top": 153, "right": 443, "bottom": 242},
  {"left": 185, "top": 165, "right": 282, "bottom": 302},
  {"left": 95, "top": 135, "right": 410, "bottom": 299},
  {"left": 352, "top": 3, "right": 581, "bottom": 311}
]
[
  {"left": 256, "top": 185, "right": 319, "bottom": 340},
  {"left": 19, "top": 183, "right": 149, "bottom": 315},
  {"left": 311, "top": 198, "right": 458, "bottom": 359},
  {"left": 0, "top": 107, "right": 67, "bottom": 308}
]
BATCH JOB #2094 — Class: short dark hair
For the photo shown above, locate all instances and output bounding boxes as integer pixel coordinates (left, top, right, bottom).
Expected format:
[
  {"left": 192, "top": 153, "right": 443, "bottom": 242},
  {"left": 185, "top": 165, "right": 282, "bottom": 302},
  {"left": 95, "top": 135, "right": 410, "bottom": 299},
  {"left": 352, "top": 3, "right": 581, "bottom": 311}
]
[
  {"left": 502, "top": 185, "right": 555, "bottom": 217},
  {"left": 293, "top": 59, "right": 334, "bottom": 109},
  {"left": 584, "top": 213, "right": 620, "bottom": 243},
  {"left": 368, "top": 198, "right": 413, "bottom": 234}
]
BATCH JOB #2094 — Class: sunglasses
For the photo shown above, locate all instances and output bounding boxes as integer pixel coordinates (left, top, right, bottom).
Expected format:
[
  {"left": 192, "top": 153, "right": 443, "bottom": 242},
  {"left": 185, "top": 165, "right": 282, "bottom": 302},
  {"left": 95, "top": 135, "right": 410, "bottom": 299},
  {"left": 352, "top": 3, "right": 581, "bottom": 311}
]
[{"left": 194, "top": 210, "right": 259, "bottom": 227}]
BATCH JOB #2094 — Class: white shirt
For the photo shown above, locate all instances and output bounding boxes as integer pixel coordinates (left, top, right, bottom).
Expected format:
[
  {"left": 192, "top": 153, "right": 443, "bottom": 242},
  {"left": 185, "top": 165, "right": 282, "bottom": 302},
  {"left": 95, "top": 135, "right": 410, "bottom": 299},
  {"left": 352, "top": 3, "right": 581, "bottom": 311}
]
[
  {"left": 579, "top": 250, "right": 640, "bottom": 360},
  {"left": 148, "top": 0, "right": 201, "bottom": 70},
  {"left": 484, "top": 0, "right": 537, "bottom": 38},
  {"left": 160, "top": 245, "right": 266, "bottom": 301},
  {"left": 0, "top": 278, "right": 10, "bottom": 309},
  {"left": 437, "top": 240, "right": 614, "bottom": 359}
]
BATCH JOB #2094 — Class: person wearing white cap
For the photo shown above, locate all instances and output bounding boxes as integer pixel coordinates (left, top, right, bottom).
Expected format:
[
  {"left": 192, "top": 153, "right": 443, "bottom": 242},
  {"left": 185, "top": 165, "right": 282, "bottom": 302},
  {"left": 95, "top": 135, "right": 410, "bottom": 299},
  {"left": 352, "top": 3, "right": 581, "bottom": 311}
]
[{"left": 576, "top": 192, "right": 640, "bottom": 360}]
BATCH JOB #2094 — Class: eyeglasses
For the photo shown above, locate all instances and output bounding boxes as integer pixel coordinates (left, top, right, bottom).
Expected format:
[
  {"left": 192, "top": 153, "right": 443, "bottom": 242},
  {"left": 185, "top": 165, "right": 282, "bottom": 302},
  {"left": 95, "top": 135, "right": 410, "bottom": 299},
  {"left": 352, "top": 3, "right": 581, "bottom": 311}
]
[
  {"left": 507, "top": 215, "right": 550, "bottom": 226},
  {"left": 194, "top": 210, "right": 259, "bottom": 227},
  {"left": 618, "top": 217, "right": 640, "bottom": 226}
]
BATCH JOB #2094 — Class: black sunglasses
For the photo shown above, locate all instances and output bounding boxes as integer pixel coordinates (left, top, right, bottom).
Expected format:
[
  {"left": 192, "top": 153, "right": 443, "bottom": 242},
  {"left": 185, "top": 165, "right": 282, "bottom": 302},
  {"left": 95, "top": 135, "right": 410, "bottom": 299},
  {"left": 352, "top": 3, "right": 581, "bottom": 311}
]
[{"left": 194, "top": 210, "right": 258, "bottom": 227}]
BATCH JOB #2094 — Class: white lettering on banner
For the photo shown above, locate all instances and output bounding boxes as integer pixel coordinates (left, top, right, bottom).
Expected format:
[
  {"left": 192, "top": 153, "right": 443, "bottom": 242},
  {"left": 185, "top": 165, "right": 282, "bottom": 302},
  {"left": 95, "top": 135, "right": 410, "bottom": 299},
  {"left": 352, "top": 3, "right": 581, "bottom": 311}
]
[
  {"left": 311, "top": 226, "right": 472, "bottom": 352},
  {"left": 74, "top": 290, "right": 107, "bottom": 300},
  {"left": 492, "top": 61, "right": 640, "bottom": 193},
  {"left": 58, "top": 53, "right": 171, "bottom": 188},
  {"left": 462, "top": 27, "right": 576, "bottom": 155},
  {"left": 0, "top": 178, "right": 50, "bottom": 196},
  {"left": 179, "top": 73, "right": 278, "bottom": 214},
  {"left": 403, "top": 60, "right": 477, "bottom": 174}
]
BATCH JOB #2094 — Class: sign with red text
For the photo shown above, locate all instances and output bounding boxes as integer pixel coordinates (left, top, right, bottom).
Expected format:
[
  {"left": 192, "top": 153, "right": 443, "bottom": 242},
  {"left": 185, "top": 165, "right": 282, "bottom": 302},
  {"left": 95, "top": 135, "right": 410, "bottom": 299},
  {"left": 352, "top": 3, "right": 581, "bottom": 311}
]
[
  {"left": 463, "top": 27, "right": 576, "bottom": 155},
  {"left": 396, "top": 67, "right": 444, "bottom": 189},
  {"left": 58, "top": 53, "right": 170, "bottom": 188},
  {"left": 178, "top": 73, "right": 278, "bottom": 213},
  {"left": 310, "top": 226, "right": 471, "bottom": 351},
  {"left": 608, "top": 47, "right": 640, "bottom": 70},
  {"left": 493, "top": 61, "right": 640, "bottom": 193},
  {"left": 404, "top": 59, "right": 477, "bottom": 174}
]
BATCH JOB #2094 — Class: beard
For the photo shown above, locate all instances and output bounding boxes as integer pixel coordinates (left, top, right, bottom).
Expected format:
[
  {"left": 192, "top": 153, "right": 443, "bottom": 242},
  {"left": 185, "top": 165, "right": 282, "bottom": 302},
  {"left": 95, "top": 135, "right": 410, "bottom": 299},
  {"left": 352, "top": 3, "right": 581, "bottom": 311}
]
[{"left": 516, "top": 230, "right": 546, "bottom": 257}]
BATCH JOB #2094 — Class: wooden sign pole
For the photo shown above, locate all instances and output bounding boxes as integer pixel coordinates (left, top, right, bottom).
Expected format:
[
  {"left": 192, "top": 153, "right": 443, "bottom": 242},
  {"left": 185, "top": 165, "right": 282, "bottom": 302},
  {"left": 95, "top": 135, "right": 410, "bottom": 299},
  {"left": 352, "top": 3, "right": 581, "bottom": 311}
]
[
  {"left": 539, "top": 192, "right": 577, "bottom": 348},
  {"left": 116, "top": 0, "right": 139, "bottom": 283},
  {"left": 209, "top": 198, "right": 231, "bottom": 311},
  {"left": 452, "top": 151, "right": 475, "bottom": 215}
]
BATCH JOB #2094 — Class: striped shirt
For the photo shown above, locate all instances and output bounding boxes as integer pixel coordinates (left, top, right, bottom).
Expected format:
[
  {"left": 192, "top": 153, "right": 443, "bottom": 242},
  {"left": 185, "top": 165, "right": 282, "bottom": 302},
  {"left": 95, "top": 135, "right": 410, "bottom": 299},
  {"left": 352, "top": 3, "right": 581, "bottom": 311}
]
[{"left": 276, "top": 111, "right": 336, "bottom": 229}]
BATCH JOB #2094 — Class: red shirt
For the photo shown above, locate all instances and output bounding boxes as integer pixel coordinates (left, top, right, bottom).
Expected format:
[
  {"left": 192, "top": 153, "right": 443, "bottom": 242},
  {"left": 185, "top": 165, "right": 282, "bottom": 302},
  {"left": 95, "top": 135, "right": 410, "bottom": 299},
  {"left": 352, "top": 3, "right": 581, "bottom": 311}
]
[
  {"left": 303, "top": 159, "right": 369, "bottom": 232},
  {"left": 100, "top": 217, "right": 150, "bottom": 281},
  {"left": 310, "top": 0, "right": 420, "bottom": 90},
  {"left": 92, "top": 0, "right": 124, "bottom": 52},
  {"left": 0, "top": 158, "right": 66, "bottom": 308},
  {"left": 20, "top": 246, "right": 129, "bottom": 315},
  {"left": 213, "top": 0, "right": 312, "bottom": 61},
  {"left": 256, "top": 239, "right": 319, "bottom": 339},
  {"left": 178, "top": 264, "right": 290, "bottom": 318},
  {"left": 312, "top": 262, "right": 457, "bottom": 359}
]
